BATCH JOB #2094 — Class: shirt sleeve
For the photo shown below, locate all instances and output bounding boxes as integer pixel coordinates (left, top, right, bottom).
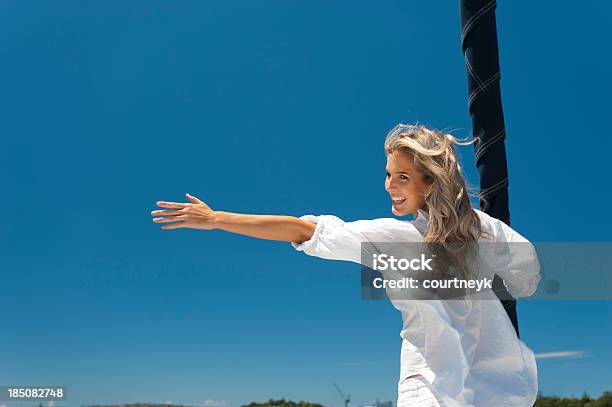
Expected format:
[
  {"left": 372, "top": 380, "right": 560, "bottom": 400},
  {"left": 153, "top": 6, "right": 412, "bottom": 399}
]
[
  {"left": 492, "top": 219, "right": 542, "bottom": 298},
  {"left": 291, "top": 214, "right": 423, "bottom": 266}
]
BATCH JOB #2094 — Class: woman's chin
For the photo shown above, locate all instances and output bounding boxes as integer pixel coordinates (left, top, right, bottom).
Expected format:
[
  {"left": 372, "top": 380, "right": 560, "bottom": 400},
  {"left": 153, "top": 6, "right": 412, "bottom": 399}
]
[{"left": 391, "top": 206, "right": 411, "bottom": 217}]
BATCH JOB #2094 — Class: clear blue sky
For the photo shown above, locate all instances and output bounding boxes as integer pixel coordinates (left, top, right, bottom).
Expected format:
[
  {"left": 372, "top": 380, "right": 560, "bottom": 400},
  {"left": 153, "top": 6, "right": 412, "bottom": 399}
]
[{"left": 1, "top": 1, "right": 611, "bottom": 406}]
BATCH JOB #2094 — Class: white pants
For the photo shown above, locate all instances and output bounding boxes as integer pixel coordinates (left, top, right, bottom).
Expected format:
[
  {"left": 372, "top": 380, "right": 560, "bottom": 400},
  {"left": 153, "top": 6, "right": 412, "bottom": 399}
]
[{"left": 397, "top": 375, "right": 445, "bottom": 407}]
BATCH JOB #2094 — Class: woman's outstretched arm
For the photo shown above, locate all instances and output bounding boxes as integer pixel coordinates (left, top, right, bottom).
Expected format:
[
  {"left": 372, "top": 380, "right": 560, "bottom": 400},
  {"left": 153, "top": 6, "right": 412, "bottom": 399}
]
[
  {"left": 213, "top": 211, "right": 316, "bottom": 244},
  {"left": 151, "top": 193, "right": 316, "bottom": 245}
]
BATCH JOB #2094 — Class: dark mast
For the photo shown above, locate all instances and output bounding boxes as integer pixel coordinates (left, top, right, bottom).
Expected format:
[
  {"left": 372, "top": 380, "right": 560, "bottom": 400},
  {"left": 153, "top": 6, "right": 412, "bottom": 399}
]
[{"left": 459, "top": 0, "right": 520, "bottom": 336}]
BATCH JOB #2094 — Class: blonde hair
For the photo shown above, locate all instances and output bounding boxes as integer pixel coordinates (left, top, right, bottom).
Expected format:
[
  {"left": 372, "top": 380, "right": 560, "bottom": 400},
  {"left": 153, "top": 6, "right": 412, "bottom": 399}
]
[{"left": 384, "top": 123, "right": 491, "bottom": 280}]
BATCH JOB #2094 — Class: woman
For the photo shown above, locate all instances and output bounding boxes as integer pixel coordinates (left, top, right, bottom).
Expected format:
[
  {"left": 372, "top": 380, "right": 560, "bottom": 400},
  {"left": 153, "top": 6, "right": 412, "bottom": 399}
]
[{"left": 151, "top": 123, "right": 541, "bottom": 407}]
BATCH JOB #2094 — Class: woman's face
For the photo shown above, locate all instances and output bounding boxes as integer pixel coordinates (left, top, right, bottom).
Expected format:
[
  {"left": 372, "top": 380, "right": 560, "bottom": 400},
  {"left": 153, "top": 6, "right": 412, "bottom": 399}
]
[{"left": 385, "top": 150, "right": 431, "bottom": 218}]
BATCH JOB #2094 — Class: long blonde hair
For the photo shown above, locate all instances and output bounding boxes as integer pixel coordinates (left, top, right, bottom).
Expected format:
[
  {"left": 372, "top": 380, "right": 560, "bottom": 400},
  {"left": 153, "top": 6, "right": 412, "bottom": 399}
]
[{"left": 384, "top": 123, "right": 489, "bottom": 280}]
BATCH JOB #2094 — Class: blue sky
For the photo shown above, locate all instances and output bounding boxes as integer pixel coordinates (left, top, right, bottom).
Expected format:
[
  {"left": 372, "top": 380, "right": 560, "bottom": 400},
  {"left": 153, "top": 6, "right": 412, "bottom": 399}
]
[{"left": 1, "top": 1, "right": 611, "bottom": 406}]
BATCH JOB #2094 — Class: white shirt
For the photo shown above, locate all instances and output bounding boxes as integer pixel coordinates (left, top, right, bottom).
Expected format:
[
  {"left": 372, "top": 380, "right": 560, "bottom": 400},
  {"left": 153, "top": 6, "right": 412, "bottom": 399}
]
[{"left": 291, "top": 208, "right": 541, "bottom": 407}]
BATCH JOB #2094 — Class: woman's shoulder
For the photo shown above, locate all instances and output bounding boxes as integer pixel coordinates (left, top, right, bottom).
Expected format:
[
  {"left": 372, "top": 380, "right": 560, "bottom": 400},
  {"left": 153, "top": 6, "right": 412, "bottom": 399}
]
[
  {"left": 471, "top": 208, "right": 501, "bottom": 241},
  {"left": 472, "top": 208, "right": 533, "bottom": 243}
]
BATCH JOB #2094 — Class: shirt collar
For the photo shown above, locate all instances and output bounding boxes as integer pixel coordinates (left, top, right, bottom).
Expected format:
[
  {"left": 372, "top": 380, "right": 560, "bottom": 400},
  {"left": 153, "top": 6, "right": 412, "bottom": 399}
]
[{"left": 416, "top": 208, "right": 429, "bottom": 221}]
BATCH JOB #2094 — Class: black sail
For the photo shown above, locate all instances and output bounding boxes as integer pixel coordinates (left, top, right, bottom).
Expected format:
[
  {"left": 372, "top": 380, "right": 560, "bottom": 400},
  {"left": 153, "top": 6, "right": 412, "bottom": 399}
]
[{"left": 459, "top": 0, "right": 519, "bottom": 336}]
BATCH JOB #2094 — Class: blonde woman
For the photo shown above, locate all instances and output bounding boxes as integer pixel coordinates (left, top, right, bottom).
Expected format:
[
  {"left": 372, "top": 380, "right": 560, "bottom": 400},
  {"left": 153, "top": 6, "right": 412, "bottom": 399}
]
[{"left": 151, "top": 123, "right": 541, "bottom": 407}]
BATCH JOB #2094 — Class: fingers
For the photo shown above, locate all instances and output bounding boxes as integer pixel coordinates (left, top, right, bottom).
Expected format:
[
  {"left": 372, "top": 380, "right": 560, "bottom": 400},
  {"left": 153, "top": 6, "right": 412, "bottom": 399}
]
[
  {"left": 153, "top": 214, "right": 187, "bottom": 229},
  {"left": 185, "top": 192, "right": 204, "bottom": 205},
  {"left": 156, "top": 201, "right": 189, "bottom": 209},
  {"left": 161, "top": 221, "right": 187, "bottom": 230},
  {"left": 153, "top": 194, "right": 209, "bottom": 231},
  {"left": 152, "top": 215, "right": 187, "bottom": 223},
  {"left": 151, "top": 209, "right": 184, "bottom": 216}
]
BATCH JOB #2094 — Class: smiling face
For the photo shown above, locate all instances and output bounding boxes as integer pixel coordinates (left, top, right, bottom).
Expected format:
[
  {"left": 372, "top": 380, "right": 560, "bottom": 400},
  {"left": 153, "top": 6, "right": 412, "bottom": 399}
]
[{"left": 385, "top": 150, "right": 432, "bottom": 218}]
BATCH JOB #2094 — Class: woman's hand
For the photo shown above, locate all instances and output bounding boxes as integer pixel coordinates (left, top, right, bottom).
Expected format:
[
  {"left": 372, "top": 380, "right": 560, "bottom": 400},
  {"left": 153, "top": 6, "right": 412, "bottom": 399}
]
[
  {"left": 151, "top": 193, "right": 315, "bottom": 243},
  {"left": 151, "top": 193, "right": 216, "bottom": 230}
]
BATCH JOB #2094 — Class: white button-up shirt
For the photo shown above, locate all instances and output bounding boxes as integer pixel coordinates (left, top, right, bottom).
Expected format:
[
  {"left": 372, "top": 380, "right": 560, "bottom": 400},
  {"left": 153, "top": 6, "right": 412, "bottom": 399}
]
[{"left": 291, "top": 208, "right": 541, "bottom": 407}]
